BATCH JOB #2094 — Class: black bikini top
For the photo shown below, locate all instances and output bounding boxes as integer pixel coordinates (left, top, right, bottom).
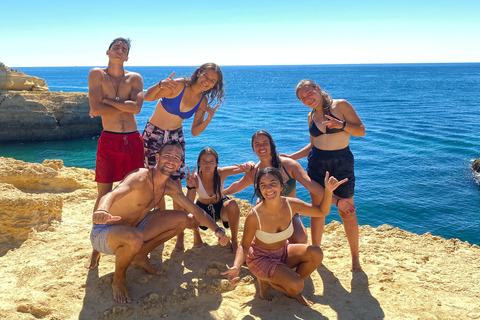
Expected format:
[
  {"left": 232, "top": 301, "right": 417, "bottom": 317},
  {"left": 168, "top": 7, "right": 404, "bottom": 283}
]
[{"left": 309, "top": 113, "right": 344, "bottom": 137}]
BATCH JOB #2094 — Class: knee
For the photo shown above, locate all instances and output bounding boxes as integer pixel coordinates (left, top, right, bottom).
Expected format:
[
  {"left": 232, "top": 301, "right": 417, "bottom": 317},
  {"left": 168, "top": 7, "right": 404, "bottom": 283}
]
[
  {"left": 292, "top": 230, "right": 308, "bottom": 244},
  {"left": 124, "top": 229, "right": 143, "bottom": 253},
  {"left": 286, "top": 278, "right": 304, "bottom": 296},
  {"left": 184, "top": 213, "right": 199, "bottom": 230},
  {"left": 223, "top": 201, "right": 240, "bottom": 222},
  {"left": 226, "top": 200, "right": 239, "bottom": 214},
  {"left": 307, "top": 245, "right": 324, "bottom": 266},
  {"left": 339, "top": 210, "right": 357, "bottom": 222}
]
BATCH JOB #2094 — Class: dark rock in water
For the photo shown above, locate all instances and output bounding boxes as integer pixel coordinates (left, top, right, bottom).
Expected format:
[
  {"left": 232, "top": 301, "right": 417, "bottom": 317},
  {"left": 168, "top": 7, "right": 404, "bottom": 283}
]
[
  {"left": 0, "top": 91, "right": 102, "bottom": 141},
  {"left": 473, "top": 158, "right": 480, "bottom": 173}
]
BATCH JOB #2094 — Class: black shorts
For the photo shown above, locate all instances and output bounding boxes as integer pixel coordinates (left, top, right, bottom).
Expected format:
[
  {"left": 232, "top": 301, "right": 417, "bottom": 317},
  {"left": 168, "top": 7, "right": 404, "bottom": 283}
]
[
  {"left": 196, "top": 195, "right": 230, "bottom": 230},
  {"left": 307, "top": 145, "right": 355, "bottom": 198}
]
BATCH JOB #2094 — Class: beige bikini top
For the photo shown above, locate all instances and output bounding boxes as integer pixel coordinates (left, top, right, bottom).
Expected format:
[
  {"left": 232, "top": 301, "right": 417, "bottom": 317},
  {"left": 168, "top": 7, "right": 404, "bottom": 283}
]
[{"left": 253, "top": 198, "right": 294, "bottom": 244}]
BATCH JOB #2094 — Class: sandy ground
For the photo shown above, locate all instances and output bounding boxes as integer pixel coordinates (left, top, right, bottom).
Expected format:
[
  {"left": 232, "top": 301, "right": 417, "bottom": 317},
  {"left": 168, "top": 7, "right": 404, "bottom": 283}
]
[{"left": 0, "top": 159, "right": 479, "bottom": 320}]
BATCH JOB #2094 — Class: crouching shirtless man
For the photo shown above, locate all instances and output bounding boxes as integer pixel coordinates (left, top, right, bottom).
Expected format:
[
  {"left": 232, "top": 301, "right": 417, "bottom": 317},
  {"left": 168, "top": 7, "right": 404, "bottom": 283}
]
[{"left": 86, "top": 141, "right": 229, "bottom": 303}]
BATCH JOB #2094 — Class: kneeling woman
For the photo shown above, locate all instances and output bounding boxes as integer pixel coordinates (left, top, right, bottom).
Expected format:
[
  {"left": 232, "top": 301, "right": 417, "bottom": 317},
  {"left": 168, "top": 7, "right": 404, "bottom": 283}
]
[
  {"left": 185, "top": 147, "right": 251, "bottom": 252},
  {"left": 223, "top": 167, "right": 345, "bottom": 306}
]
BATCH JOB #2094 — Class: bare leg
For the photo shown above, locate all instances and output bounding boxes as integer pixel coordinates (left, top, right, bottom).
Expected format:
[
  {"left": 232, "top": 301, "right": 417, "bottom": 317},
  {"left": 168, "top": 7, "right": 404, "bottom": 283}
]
[
  {"left": 258, "top": 279, "right": 273, "bottom": 301},
  {"left": 289, "top": 214, "right": 308, "bottom": 244},
  {"left": 107, "top": 226, "right": 144, "bottom": 303},
  {"left": 265, "top": 264, "right": 313, "bottom": 307},
  {"left": 192, "top": 227, "right": 203, "bottom": 248},
  {"left": 222, "top": 200, "right": 240, "bottom": 252},
  {"left": 171, "top": 179, "right": 188, "bottom": 252},
  {"left": 133, "top": 210, "right": 190, "bottom": 274},
  {"left": 338, "top": 197, "right": 361, "bottom": 272},
  {"left": 309, "top": 192, "right": 327, "bottom": 247},
  {"left": 84, "top": 182, "right": 113, "bottom": 269}
]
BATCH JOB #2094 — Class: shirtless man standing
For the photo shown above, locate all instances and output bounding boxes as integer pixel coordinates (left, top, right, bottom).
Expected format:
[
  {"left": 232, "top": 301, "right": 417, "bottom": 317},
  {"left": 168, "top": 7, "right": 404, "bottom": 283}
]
[
  {"left": 85, "top": 37, "right": 145, "bottom": 269},
  {"left": 88, "top": 141, "right": 229, "bottom": 303}
]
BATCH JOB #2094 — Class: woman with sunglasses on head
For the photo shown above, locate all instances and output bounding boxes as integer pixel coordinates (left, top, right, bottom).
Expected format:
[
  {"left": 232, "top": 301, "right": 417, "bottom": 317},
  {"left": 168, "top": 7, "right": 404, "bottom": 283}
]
[
  {"left": 142, "top": 63, "right": 225, "bottom": 252},
  {"left": 222, "top": 167, "right": 345, "bottom": 306},
  {"left": 283, "top": 80, "right": 365, "bottom": 272}
]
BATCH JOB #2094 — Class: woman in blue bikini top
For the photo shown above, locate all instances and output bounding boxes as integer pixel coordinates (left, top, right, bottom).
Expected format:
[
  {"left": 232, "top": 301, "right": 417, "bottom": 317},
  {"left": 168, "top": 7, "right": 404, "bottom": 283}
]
[{"left": 144, "top": 62, "right": 225, "bottom": 135}]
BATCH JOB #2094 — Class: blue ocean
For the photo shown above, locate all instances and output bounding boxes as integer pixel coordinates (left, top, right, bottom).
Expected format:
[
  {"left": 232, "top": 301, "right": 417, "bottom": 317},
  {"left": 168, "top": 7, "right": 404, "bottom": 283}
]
[{"left": 2, "top": 64, "right": 479, "bottom": 245}]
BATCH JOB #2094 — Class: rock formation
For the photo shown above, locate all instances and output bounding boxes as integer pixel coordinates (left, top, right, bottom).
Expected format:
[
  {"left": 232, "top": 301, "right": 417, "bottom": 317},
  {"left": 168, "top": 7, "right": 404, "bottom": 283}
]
[
  {"left": 472, "top": 158, "right": 480, "bottom": 173},
  {"left": 0, "top": 63, "right": 49, "bottom": 91},
  {"left": 0, "top": 63, "right": 102, "bottom": 141},
  {"left": 0, "top": 157, "right": 96, "bottom": 247}
]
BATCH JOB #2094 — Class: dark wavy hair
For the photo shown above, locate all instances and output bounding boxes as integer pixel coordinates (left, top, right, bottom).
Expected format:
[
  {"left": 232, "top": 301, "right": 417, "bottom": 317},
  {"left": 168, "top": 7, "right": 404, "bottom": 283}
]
[
  {"left": 108, "top": 37, "right": 131, "bottom": 56},
  {"left": 158, "top": 140, "right": 184, "bottom": 158},
  {"left": 187, "top": 63, "right": 225, "bottom": 106},
  {"left": 296, "top": 79, "right": 333, "bottom": 114},
  {"left": 197, "top": 147, "right": 221, "bottom": 198},
  {"left": 251, "top": 130, "right": 281, "bottom": 169},
  {"left": 254, "top": 167, "right": 284, "bottom": 201}
]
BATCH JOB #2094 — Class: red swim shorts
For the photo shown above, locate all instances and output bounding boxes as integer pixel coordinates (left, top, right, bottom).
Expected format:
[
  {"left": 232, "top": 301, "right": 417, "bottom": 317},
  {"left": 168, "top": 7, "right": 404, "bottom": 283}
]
[{"left": 95, "top": 131, "right": 144, "bottom": 183}]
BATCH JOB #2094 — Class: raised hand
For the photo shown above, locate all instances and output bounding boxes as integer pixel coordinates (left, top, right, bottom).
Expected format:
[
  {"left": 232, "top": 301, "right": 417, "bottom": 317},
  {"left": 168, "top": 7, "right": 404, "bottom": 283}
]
[
  {"left": 221, "top": 266, "right": 240, "bottom": 290},
  {"left": 158, "top": 72, "right": 177, "bottom": 93},
  {"left": 185, "top": 166, "right": 197, "bottom": 189},
  {"left": 323, "top": 114, "right": 344, "bottom": 129},
  {"left": 233, "top": 161, "right": 255, "bottom": 172},
  {"left": 92, "top": 210, "right": 121, "bottom": 225},
  {"left": 205, "top": 105, "right": 220, "bottom": 119},
  {"left": 324, "top": 171, "right": 347, "bottom": 193},
  {"left": 338, "top": 198, "right": 356, "bottom": 214}
]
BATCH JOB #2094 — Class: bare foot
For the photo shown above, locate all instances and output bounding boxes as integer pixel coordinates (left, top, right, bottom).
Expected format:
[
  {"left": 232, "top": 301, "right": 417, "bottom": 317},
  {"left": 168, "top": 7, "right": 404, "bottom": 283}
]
[
  {"left": 258, "top": 279, "right": 273, "bottom": 301},
  {"left": 84, "top": 249, "right": 101, "bottom": 269},
  {"left": 290, "top": 293, "right": 314, "bottom": 307},
  {"left": 193, "top": 229, "right": 203, "bottom": 248},
  {"left": 112, "top": 281, "right": 131, "bottom": 303},
  {"left": 131, "top": 257, "right": 162, "bottom": 275},
  {"left": 231, "top": 241, "right": 238, "bottom": 253},
  {"left": 174, "top": 233, "right": 185, "bottom": 252},
  {"left": 351, "top": 256, "right": 362, "bottom": 272}
]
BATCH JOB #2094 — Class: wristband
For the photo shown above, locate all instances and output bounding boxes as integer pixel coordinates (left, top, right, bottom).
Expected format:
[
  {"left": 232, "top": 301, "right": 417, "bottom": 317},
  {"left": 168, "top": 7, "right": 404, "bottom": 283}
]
[
  {"left": 216, "top": 227, "right": 226, "bottom": 234},
  {"left": 187, "top": 185, "right": 196, "bottom": 190},
  {"left": 341, "top": 120, "right": 347, "bottom": 130}
]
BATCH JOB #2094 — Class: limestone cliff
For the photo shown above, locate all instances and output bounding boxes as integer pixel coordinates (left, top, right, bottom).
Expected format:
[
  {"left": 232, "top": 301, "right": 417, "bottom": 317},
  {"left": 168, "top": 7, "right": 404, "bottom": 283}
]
[
  {"left": 0, "top": 157, "right": 96, "bottom": 246},
  {"left": 0, "top": 63, "right": 48, "bottom": 91},
  {"left": 0, "top": 90, "right": 102, "bottom": 141}
]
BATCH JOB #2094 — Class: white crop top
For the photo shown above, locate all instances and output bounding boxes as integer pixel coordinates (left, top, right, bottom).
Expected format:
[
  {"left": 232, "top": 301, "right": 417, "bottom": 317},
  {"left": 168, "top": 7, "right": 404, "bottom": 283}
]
[
  {"left": 196, "top": 174, "right": 223, "bottom": 200},
  {"left": 253, "top": 198, "right": 294, "bottom": 244}
]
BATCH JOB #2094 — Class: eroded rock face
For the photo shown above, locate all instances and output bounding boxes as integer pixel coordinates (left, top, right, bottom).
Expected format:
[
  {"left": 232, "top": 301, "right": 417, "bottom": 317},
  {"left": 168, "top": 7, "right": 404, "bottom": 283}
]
[
  {"left": 0, "top": 90, "right": 102, "bottom": 141},
  {"left": 0, "top": 63, "right": 49, "bottom": 91},
  {"left": 473, "top": 158, "right": 480, "bottom": 173},
  {"left": 0, "top": 158, "right": 96, "bottom": 244},
  {"left": 0, "top": 183, "right": 62, "bottom": 243}
]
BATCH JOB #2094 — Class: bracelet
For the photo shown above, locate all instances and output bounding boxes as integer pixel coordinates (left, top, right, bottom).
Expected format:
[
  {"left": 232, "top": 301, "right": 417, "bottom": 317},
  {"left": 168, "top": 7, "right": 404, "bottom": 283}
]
[
  {"left": 95, "top": 209, "right": 109, "bottom": 213},
  {"left": 187, "top": 185, "right": 196, "bottom": 190},
  {"left": 336, "top": 198, "right": 340, "bottom": 206},
  {"left": 158, "top": 81, "right": 163, "bottom": 90},
  {"left": 216, "top": 227, "right": 226, "bottom": 234},
  {"left": 341, "top": 120, "right": 347, "bottom": 130}
]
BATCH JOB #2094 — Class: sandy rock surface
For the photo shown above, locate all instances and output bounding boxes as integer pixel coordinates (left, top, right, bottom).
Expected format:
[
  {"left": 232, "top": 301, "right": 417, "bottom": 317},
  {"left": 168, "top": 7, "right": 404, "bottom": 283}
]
[{"left": 0, "top": 158, "right": 479, "bottom": 320}]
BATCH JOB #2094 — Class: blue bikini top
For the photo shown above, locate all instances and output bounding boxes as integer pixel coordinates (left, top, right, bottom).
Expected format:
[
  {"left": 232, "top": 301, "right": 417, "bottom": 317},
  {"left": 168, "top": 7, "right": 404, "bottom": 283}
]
[{"left": 161, "top": 85, "right": 205, "bottom": 119}]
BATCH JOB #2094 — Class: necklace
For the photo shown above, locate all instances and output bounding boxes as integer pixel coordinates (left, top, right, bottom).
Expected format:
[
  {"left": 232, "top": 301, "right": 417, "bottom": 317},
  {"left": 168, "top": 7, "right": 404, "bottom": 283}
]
[
  {"left": 106, "top": 68, "right": 124, "bottom": 101},
  {"left": 152, "top": 168, "right": 166, "bottom": 210}
]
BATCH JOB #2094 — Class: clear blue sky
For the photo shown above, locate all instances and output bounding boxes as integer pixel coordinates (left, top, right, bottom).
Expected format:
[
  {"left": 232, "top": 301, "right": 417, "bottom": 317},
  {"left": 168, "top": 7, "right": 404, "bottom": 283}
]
[{"left": 1, "top": 0, "right": 479, "bottom": 67}]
